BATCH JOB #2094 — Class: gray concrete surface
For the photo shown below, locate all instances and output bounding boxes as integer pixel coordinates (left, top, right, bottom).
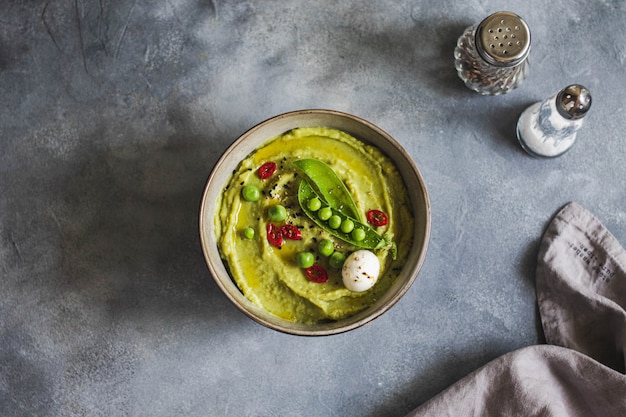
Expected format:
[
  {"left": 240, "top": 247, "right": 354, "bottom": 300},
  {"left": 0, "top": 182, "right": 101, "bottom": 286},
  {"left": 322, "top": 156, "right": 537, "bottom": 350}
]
[{"left": 1, "top": 1, "right": 625, "bottom": 416}]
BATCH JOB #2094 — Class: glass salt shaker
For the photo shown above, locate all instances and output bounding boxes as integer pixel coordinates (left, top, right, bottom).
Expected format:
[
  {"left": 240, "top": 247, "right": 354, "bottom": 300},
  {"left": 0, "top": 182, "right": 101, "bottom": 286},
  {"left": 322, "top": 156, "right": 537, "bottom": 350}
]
[
  {"left": 516, "top": 84, "right": 592, "bottom": 157},
  {"left": 454, "top": 11, "right": 531, "bottom": 95}
]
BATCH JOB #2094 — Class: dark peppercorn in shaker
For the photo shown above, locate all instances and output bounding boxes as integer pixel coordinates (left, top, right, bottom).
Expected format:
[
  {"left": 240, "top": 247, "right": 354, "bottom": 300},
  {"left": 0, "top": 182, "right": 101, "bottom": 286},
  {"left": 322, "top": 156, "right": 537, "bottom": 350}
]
[{"left": 454, "top": 11, "right": 531, "bottom": 95}]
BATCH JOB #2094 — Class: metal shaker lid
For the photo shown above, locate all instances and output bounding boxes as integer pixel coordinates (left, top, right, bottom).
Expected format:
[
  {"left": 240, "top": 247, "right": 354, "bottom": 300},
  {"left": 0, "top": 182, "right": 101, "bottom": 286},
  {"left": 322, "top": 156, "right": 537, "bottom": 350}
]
[
  {"left": 556, "top": 85, "right": 592, "bottom": 120},
  {"left": 475, "top": 11, "right": 531, "bottom": 67}
]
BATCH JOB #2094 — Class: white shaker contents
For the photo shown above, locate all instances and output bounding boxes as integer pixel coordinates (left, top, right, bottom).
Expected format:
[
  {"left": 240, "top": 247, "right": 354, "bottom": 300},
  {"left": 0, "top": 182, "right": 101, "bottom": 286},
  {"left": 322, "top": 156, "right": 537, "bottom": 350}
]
[{"left": 516, "top": 84, "right": 592, "bottom": 157}]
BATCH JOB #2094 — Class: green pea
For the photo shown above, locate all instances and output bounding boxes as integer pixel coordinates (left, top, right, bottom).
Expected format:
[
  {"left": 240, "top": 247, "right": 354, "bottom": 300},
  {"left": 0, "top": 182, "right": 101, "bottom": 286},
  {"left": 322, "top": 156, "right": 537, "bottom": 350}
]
[
  {"left": 242, "top": 227, "right": 255, "bottom": 239},
  {"left": 328, "top": 215, "right": 342, "bottom": 229},
  {"left": 351, "top": 228, "right": 366, "bottom": 242},
  {"left": 307, "top": 197, "right": 322, "bottom": 212},
  {"left": 318, "top": 239, "right": 334, "bottom": 257},
  {"left": 329, "top": 252, "right": 346, "bottom": 269},
  {"left": 268, "top": 204, "right": 287, "bottom": 222},
  {"left": 242, "top": 185, "right": 260, "bottom": 202},
  {"left": 296, "top": 251, "right": 315, "bottom": 268},
  {"left": 318, "top": 207, "right": 332, "bottom": 221},
  {"left": 340, "top": 219, "right": 355, "bottom": 233}
]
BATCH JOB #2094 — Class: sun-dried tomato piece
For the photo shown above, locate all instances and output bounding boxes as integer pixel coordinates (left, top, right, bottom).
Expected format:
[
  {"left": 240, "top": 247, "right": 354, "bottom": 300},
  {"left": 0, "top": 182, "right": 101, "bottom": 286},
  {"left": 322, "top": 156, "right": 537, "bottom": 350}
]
[
  {"left": 258, "top": 162, "right": 277, "bottom": 179},
  {"left": 305, "top": 265, "right": 328, "bottom": 283},
  {"left": 266, "top": 223, "right": 283, "bottom": 247},
  {"left": 280, "top": 224, "right": 302, "bottom": 240},
  {"left": 366, "top": 209, "right": 389, "bottom": 227}
]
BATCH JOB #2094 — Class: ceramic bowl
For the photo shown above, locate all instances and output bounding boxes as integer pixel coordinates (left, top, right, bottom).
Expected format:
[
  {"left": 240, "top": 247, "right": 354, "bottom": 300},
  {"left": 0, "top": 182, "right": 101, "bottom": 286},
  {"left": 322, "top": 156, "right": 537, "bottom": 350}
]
[{"left": 199, "top": 109, "right": 431, "bottom": 336}]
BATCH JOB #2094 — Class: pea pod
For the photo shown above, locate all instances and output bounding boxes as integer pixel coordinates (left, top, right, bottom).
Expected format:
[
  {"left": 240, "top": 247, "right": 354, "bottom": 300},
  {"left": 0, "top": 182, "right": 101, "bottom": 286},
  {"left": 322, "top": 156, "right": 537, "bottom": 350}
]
[
  {"left": 297, "top": 180, "right": 385, "bottom": 249},
  {"left": 292, "top": 159, "right": 361, "bottom": 221}
]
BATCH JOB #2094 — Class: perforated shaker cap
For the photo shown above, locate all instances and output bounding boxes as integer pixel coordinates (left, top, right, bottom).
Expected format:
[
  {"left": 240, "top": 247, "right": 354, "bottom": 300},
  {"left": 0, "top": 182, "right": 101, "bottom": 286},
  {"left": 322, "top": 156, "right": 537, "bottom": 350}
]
[
  {"left": 556, "top": 84, "right": 592, "bottom": 120},
  {"left": 476, "top": 11, "right": 531, "bottom": 67}
]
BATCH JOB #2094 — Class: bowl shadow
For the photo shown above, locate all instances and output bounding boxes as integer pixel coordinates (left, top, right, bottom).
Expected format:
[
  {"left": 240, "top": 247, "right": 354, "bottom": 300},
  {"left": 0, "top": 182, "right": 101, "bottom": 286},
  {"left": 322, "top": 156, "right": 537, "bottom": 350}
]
[{"left": 51, "top": 133, "right": 249, "bottom": 331}]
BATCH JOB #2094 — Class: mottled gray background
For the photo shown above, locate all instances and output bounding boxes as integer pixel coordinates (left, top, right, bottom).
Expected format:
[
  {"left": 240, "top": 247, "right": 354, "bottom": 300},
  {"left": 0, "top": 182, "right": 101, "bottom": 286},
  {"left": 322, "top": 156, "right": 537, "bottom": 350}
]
[{"left": 1, "top": 1, "right": 625, "bottom": 416}]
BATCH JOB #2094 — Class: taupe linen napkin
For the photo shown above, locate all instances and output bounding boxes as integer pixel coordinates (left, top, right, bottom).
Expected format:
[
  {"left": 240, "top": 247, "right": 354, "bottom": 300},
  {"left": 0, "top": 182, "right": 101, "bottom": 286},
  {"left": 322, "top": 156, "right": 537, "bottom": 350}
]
[
  {"left": 405, "top": 202, "right": 626, "bottom": 416},
  {"left": 537, "top": 202, "right": 626, "bottom": 372}
]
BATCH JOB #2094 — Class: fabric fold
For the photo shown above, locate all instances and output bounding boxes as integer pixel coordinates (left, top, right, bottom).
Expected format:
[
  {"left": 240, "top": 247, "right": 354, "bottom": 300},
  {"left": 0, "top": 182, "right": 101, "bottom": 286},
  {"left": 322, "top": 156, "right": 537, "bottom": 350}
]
[
  {"left": 404, "top": 345, "right": 626, "bottom": 417},
  {"left": 536, "top": 202, "right": 626, "bottom": 372},
  {"left": 405, "top": 202, "right": 626, "bottom": 416}
]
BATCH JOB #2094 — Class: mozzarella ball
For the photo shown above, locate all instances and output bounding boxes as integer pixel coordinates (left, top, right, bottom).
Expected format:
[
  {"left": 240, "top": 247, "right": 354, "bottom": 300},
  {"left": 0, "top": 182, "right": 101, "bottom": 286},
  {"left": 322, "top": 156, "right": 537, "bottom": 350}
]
[{"left": 342, "top": 250, "right": 380, "bottom": 292}]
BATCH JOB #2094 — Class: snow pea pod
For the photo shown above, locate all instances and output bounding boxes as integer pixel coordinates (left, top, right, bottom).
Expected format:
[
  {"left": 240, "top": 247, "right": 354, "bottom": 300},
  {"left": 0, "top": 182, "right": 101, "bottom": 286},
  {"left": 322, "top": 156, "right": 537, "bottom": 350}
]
[
  {"left": 292, "top": 159, "right": 361, "bottom": 221},
  {"left": 297, "top": 180, "right": 385, "bottom": 249}
]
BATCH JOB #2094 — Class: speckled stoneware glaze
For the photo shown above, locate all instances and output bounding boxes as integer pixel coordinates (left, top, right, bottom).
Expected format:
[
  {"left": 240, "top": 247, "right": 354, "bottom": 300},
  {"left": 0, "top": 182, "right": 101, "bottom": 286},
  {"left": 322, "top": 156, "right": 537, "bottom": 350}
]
[{"left": 199, "top": 109, "right": 431, "bottom": 336}]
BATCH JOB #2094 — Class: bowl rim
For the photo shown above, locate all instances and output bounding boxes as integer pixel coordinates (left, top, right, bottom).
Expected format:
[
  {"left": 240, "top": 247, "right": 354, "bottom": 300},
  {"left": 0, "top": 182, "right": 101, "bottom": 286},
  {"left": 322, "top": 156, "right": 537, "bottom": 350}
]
[{"left": 199, "top": 109, "right": 431, "bottom": 336}]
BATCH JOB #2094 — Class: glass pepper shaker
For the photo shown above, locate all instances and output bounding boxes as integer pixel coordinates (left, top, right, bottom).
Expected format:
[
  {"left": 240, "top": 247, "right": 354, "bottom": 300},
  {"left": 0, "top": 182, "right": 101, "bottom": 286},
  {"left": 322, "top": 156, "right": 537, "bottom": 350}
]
[
  {"left": 516, "top": 84, "right": 592, "bottom": 157},
  {"left": 454, "top": 11, "right": 531, "bottom": 95}
]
